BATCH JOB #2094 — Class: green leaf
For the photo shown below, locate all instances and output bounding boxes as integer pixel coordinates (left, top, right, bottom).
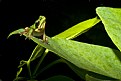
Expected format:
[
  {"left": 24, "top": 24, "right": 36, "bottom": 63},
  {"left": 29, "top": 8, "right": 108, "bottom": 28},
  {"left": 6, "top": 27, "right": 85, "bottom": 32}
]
[
  {"left": 96, "top": 7, "right": 121, "bottom": 51},
  {"left": 53, "top": 17, "right": 100, "bottom": 39},
  {"left": 48, "top": 38, "right": 121, "bottom": 80},
  {"left": 64, "top": 60, "right": 115, "bottom": 80},
  {"left": 64, "top": 60, "right": 87, "bottom": 80},
  {"left": 42, "top": 75, "right": 75, "bottom": 81},
  {"left": 7, "top": 28, "right": 25, "bottom": 38},
  {"left": 85, "top": 74, "right": 120, "bottom": 81},
  {"left": 30, "top": 36, "right": 121, "bottom": 80}
]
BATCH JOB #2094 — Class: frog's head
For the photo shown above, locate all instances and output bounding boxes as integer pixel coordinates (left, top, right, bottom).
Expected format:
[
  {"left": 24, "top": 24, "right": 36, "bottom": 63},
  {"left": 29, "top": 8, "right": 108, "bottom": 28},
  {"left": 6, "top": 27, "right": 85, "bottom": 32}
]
[{"left": 35, "top": 16, "right": 46, "bottom": 32}]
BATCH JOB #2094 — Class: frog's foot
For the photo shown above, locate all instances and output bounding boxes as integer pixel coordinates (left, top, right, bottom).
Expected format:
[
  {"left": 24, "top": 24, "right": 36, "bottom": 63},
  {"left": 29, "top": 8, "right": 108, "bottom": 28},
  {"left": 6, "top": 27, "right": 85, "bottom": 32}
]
[
  {"left": 19, "top": 27, "right": 32, "bottom": 40},
  {"left": 42, "top": 35, "right": 48, "bottom": 44},
  {"left": 20, "top": 27, "right": 30, "bottom": 36}
]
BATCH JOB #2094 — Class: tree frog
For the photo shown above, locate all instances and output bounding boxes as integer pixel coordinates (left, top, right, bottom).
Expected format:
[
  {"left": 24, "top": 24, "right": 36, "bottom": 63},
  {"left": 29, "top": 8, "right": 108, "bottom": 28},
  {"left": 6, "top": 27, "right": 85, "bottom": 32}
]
[{"left": 21, "top": 16, "right": 47, "bottom": 42}]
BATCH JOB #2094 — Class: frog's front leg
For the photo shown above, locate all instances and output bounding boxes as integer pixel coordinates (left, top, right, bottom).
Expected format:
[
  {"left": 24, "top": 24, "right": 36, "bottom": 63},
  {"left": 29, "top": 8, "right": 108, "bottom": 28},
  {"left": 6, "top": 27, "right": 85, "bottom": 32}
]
[
  {"left": 20, "top": 27, "right": 29, "bottom": 35},
  {"left": 20, "top": 27, "right": 33, "bottom": 39}
]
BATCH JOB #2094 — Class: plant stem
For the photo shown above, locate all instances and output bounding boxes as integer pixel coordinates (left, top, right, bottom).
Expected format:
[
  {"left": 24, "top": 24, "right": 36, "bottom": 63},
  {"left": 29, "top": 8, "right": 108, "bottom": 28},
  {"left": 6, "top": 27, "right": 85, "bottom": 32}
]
[
  {"left": 27, "top": 59, "right": 32, "bottom": 78},
  {"left": 34, "top": 59, "right": 64, "bottom": 78},
  {"left": 27, "top": 45, "right": 44, "bottom": 78},
  {"left": 33, "top": 49, "right": 49, "bottom": 76}
]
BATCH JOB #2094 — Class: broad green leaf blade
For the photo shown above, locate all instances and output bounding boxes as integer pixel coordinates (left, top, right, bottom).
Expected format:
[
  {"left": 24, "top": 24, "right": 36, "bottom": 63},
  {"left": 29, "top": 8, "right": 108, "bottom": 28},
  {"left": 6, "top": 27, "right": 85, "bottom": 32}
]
[
  {"left": 64, "top": 60, "right": 115, "bottom": 80},
  {"left": 96, "top": 7, "right": 121, "bottom": 51},
  {"left": 42, "top": 75, "right": 74, "bottom": 81},
  {"left": 48, "top": 38, "right": 121, "bottom": 80},
  {"left": 30, "top": 37, "right": 121, "bottom": 80},
  {"left": 65, "top": 60, "right": 87, "bottom": 80},
  {"left": 53, "top": 17, "right": 100, "bottom": 39},
  {"left": 85, "top": 74, "right": 119, "bottom": 81},
  {"left": 8, "top": 28, "right": 25, "bottom": 38},
  {"left": 29, "top": 36, "right": 59, "bottom": 55}
]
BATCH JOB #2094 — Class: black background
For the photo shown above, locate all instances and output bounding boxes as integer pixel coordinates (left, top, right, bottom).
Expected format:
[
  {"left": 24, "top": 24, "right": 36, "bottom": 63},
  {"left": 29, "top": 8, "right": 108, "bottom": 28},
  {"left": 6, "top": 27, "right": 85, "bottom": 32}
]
[{"left": 0, "top": 0, "right": 121, "bottom": 81}]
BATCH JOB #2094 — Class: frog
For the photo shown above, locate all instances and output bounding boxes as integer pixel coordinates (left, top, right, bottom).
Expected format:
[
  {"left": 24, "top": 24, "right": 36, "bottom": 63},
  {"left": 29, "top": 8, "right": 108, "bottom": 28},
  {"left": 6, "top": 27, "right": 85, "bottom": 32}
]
[{"left": 21, "top": 16, "right": 47, "bottom": 42}]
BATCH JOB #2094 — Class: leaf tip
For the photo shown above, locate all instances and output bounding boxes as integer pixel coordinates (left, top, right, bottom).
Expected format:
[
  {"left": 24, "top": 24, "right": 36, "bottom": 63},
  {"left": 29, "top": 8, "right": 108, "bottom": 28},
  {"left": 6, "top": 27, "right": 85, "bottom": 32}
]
[{"left": 7, "top": 28, "right": 25, "bottom": 39}]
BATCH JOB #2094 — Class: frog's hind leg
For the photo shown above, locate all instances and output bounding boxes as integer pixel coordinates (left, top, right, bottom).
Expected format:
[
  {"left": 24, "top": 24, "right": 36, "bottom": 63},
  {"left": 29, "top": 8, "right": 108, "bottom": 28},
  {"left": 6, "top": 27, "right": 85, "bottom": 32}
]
[{"left": 42, "top": 33, "right": 48, "bottom": 43}]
